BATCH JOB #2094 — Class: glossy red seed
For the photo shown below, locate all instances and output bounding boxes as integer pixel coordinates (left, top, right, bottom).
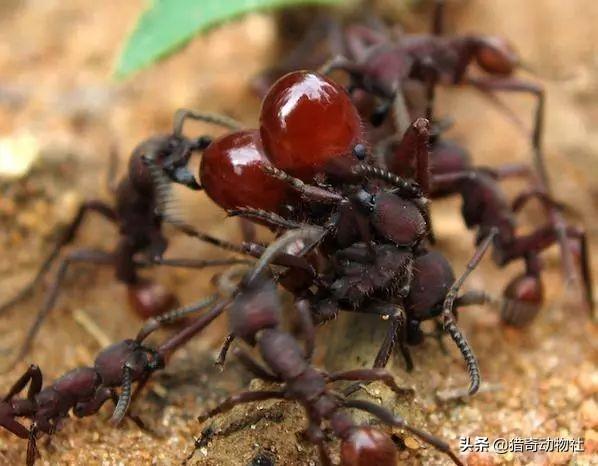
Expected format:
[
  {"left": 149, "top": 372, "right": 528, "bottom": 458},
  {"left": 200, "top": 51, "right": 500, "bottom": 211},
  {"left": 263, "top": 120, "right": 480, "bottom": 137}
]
[
  {"left": 260, "top": 70, "right": 364, "bottom": 182},
  {"left": 200, "top": 129, "right": 290, "bottom": 212},
  {"left": 127, "top": 280, "right": 178, "bottom": 319},
  {"left": 340, "top": 427, "right": 397, "bottom": 466}
]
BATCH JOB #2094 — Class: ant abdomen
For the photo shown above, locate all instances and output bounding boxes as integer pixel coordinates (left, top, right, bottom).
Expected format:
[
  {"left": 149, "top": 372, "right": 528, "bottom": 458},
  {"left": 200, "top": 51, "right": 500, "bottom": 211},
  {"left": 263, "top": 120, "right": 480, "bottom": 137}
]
[
  {"left": 340, "top": 427, "right": 397, "bottom": 466},
  {"left": 501, "top": 273, "right": 543, "bottom": 327}
]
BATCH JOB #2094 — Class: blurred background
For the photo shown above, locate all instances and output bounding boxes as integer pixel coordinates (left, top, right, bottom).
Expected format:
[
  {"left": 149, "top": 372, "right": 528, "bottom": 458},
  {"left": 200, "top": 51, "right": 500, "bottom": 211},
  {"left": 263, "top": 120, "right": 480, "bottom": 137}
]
[{"left": 0, "top": 0, "right": 596, "bottom": 464}]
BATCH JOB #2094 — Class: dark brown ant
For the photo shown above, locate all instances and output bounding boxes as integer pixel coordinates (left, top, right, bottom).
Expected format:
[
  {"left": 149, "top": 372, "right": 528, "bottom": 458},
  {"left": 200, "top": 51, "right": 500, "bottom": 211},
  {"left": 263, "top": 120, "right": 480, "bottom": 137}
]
[
  {"left": 384, "top": 118, "right": 594, "bottom": 325},
  {"left": 0, "top": 292, "right": 230, "bottom": 466},
  {"left": 319, "top": 0, "right": 586, "bottom": 300},
  {"left": 0, "top": 110, "right": 248, "bottom": 368},
  {"left": 192, "top": 250, "right": 465, "bottom": 466}
]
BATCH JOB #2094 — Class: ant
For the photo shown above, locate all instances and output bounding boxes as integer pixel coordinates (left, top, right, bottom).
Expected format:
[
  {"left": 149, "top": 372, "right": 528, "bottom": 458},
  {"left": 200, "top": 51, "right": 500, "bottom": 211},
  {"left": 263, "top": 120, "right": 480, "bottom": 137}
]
[
  {"left": 382, "top": 96, "right": 594, "bottom": 325},
  {"left": 0, "top": 291, "right": 230, "bottom": 466},
  {"left": 191, "top": 244, "right": 465, "bottom": 466},
  {"left": 0, "top": 109, "right": 248, "bottom": 367},
  {"left": 319, "top": 0, "right": 586, "bottom": 300},
  {"left": 152, "top": 71, "right": 499, "bottom": 393}
]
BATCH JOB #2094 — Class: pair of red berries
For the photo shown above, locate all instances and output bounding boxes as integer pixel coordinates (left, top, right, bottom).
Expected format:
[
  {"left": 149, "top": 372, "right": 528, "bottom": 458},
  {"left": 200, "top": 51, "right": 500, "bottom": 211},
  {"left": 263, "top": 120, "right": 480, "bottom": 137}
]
[{"left": 200, "top": 71, "right": 367, "bottom": 213}]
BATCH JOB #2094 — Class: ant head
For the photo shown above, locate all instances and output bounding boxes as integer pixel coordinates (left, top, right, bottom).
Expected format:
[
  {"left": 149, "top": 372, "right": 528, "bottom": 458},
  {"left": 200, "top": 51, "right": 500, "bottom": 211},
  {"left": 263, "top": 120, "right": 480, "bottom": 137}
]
[
  {"left": 339, "top": 427, "right": 397, "bottom": 466},
  {"left": 230, "top": 273, "right": 281, "bottom": 344},
  {"left": 475, "top": 36, "right": 519, "bottom": 75},
  {"left": 130, "top": 134, "right": 207, "bottom": 193},
  {"left": 126, "top": 346, "right": 165, "bottom": 377}
]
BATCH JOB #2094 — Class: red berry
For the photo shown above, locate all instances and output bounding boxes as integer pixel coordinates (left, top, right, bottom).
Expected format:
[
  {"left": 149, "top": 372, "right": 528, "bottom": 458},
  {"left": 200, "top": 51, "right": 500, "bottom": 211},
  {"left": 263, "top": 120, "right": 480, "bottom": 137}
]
[
  {"left": 260, "top": 71, "right": 365, "bottom": 182},
  {"left": 340, "top": 427, "right": 397, "bottom": 466},
  {"left": 200, "top": 129, "right": 290, "bottom": 212}
]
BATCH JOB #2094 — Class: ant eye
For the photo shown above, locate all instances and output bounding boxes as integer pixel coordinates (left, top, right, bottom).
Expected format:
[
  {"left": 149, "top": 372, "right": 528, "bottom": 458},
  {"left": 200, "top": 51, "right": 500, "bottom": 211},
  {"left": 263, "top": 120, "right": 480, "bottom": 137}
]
[{"left": 352, "top": 144, "right": 367, "bottom": 160}]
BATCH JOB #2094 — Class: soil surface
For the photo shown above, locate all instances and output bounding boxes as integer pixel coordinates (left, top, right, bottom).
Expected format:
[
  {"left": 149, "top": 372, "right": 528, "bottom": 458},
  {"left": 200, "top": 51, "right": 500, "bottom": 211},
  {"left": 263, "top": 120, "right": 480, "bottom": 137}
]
[{"left": 0, "top": 1, "right": 596, "bottom": 465}]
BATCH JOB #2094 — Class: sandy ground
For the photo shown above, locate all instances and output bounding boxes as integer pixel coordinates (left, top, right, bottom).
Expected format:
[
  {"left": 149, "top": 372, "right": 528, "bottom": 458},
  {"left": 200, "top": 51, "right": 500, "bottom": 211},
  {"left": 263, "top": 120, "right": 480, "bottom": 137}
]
[{"left": 0, "top": 0, "right": 596, "bottom": 465}]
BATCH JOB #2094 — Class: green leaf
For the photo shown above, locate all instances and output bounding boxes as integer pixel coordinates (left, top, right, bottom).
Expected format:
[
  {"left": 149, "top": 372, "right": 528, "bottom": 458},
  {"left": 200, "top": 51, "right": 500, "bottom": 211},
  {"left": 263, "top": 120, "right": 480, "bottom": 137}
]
[{"left": 115, "top": 0, "right": 344, "bottom": 78}]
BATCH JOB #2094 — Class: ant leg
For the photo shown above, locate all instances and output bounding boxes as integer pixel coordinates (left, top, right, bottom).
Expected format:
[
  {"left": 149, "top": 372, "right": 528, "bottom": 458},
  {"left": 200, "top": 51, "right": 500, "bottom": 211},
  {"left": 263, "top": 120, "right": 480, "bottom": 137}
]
[
  {"left": 145, "top": 257, "right": 251, "bottom": 269},
  {"left": 172, "top": 108, "right": 242, "bottom": 136},
  {"left": 247, "top": 227, "right": 326, "bottom": 284},
  {"left": 0, "top": 416, "right": 30, "bottom": 440},
  {"left": 295, "top": 299, "right": 315, "bottom": 361},
  {"left": 464, "top": 77, "right": 546, "bottom": 178},
  {"left": 215, "top": 333, "right": 235, "bottom": 367},
  {"left": 454, "top": 290, "right": 496, "bottom": 307},
  {"left": 371, "top": 307, "right": 411, "bottom": 370},
  {"left": 511, "top": 188, "right": 565, "bottom": 213},
  {"left": 432, "top": 0, "right": 446, "bottom": 35},
  {"left": 443, "top": 229, "right": 497, "bottom": 395},
  {"left": 228, "top": 208, "right": 303, "bottom": 230},
  {"left": 344, "top": 25, "right": 388, "bottom": 62},
  {"left": 26, "top": 426, "right": 38, "bottom": 466},
  {"left": 463, "top": 76, "right": 579, "bottom": 282},
  {"left": 6, "top": 249, "right": 114, "bottom": 370},
  {"left": 106, "top": 145, "right": 120, "bottom": 194},
  {"left": 157, "top": 298, "right": 231, "bottom": 359},
  {"left": 327, "top": 368, "right": 412, "bottom": 396},
  {"left": 232, "top": 347, "right": 281, "bottom": 382},
  {"left": 135, "top": 294, "right": 219, "bottom": 342},
  {"left": 352, "top": 164, "right": 423, "bottom": 199},
  {"left": 197, "top": 390, "right": 286, "bottom": 423},
  {"left": 318, "top": 54, "right": 357, "bottom": 76},
  {"left": 238, "top": 218, "right": 256, "bottom": 243},
  {"left": 0, "top": 201, "right": 116, "bottom": 316},
  {"left": 343, "top": 399, "right": 464, "bottom": 466},
  {"left": 2, "top": 365, "right": 42, "bottom": 402},
  {"left": 304, "top": 421, "right": 332, "bottom": 466},
  {"left": 261, "top": 165, "right": 344, "bottom": 204}
]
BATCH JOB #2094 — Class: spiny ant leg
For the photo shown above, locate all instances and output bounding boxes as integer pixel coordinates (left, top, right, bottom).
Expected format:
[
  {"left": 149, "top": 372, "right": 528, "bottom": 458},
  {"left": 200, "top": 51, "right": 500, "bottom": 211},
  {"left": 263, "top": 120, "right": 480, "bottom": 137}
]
[
  {"left": 455, "top": 290, "right": 497, "bottom": 307},
  {"left": 172, "top": 108, "right": 242, "bottom": 136},
  {"left": 2, "top": 364, "right": 42, "bottom": 402},
  {"left": 262, "top": 165, "right": 344, "bottom": 204},
  {"left": 343, "top": 399, "right": 464, "bottom": 466},
  {"left": 0, "top": 201, "right": 116, "bottom": 316},
  {"left": 352, "top": 164, "right": 423, "bottom": 199},
  {"left": 232, "top": 347, "right": 280, "bottom": 382},
  {"left": 215, "top": 333, "right": 235, "bottom": 367},
  {"left": 144, "top": 256, "right": 251, "bottom": 269},
  {"left": 228, "top": 207, "right": 303, "bottom": 230},
  {"left": 372, "top": 306, "right": 411, "bottom": 370},
  {"left": 197, "top": 391, "right": 286, "bottom": 423},
  {"left": 328, "top": 368, "right": 412, "bottom": 396},
  {"left": 443, "top": 228, "right": 497, "bottom": 395},
  {"left": 247, "top": 227, "right": 326, "bottom": 285},
  {"left": 6, "top": 249, "right": 114, "bottom": 371},
  {"left": 157, "top": 299, "right": 231, "bottom": 358},
  {"left": 136, "top": 294, "right": 219, "bottom": 342},
  {"left": 26, "top": 426, "right": 39, "bottom": 466}
]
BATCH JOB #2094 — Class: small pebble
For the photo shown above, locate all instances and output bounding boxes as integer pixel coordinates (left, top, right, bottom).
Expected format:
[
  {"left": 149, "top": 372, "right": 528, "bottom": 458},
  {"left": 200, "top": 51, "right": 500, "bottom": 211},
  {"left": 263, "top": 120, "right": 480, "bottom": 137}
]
[
  {"left": 579, "top": 398, "right": 598, "bottom": 428},
  {"left": 403, "top": 436, "right": 420, "bottom": 450}
]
